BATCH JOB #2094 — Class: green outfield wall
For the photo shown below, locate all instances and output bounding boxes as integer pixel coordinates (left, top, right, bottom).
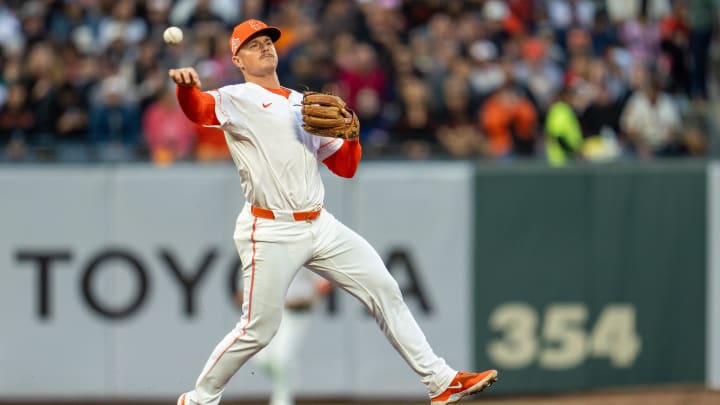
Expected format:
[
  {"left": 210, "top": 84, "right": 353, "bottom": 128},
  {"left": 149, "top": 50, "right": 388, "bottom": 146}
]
[{"left": 472, "top": 163, "right": 707, "bottom": 393}]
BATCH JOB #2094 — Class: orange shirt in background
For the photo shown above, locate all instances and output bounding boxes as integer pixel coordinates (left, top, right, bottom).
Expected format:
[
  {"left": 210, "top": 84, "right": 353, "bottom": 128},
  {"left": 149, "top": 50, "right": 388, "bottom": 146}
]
[{"left": 480, "top": 90, "right": 538, "bottom": 157}]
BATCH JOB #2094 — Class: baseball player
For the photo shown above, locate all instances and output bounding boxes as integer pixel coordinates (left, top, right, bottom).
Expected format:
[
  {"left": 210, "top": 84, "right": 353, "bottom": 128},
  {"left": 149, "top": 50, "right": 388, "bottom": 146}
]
[
  {"left": 252, "top": 269, "right": 331, "bottom": 405},
  {"left": 169, "top": 19, "right": 497, "bottom": 405}
]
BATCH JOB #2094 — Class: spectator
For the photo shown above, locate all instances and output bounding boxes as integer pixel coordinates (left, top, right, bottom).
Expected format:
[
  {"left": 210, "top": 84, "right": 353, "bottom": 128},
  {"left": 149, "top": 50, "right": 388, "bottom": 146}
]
[
  {"left": 581, "top": 80, "right": 623, "bottom": 146},
  {"left": 513, "top": 36, "right": 564, "bottom": 113},
  {"left": 184, "top": 0, "right": 229, "bottom": 36},
  {"left": 319, "top": 0, "right": 368, "bottom": 40},
  {"left": 508, "top": 0, "right": 540, "bottom": 31},
  {"left": 23, "top": 42, "right": 62, "bottom": 151},
  {"left": 276, "top": 19, "right": 333, "bottom": 91},
  {"left": 589, "top": 9, "right": 619, "bottom": 57},
  {"left": 97, "top": 0, "right": 148, "bottom": 50},
  {"left": 434, "top": 64, "right": 478, "bottom": 125},
  {"left": 620, "top": 67, "right": 685, "bottom": 158},
  {"left": 0, "top": 82, "right": 33, "bottom": 160},
  {"left": 53, "top": 80, "right": 90, "bottom": 145},
  {"left": 468, "top": 40, "right": 505, "bottom": 100},
  {"left": 50, "top": 55, "right": 95, "bottom": 161},
  {"left": 572, "top": 59, "right": 625, "bottom": 162},
  {"left": 169, "top": 0, "right": 239, "bottom": 28},
  {"left": 545, "top": 0, "right": 596, "bottom": 51},
  {"left": 454, "top": 11, "right": 485, "bottom": 50},
  {"left": 605, "top": 0, "right": 671, "bottom": 24},
  {"left": 659, "top": 0, "right": 691, "bottom": 97},
  {"left": 100, "top": 25, "right": 135, "bottom": 73},
  {"left": 270, "top": 1, "right": 312, "bottom": 57},
  {"left": 142, "top": 86, "right": 195, "bottom": 165},
  {"left": 619, "top": 8, "right": 662, "bottom": 68},
  {"left": 567, "top": 56, "right": 602, "bottom": 113},
  {"left": 47, "top": 0, "right": 98, "bottom": 46},
  {"left": 391, "top": 75, "right": 437, "bottom": 159},
  {"left": 89, "top": 75, "right": 141, "bottom": 159},
  {"left": 482, "top": 0, "right": 513, "bottom": 48},
  {"left": 436, "top": 76, "right": 484, "bottom": 158},
  {"left": 479, "top": 79, "right": 539, "bottom": 159},
  {"left": 144, "top": 0, "right": 173, "bottom": 46},
  {"left": 1, "top": 54, "right": 22, "bottom": 106},
  {"left": 388, "top": 44, "right": 423, "bottom": 80},
  {"left": 132, "top": 39, "right": 165, "bottom": 111},
  {"left": 546, "top": 0, "right": 596, "bottom": 31},
  {"left": 0, "top": 0, "right": 22, "bottom": 54},
  {"left": 565, "top": 26, "right": 594, "bottom": 58},
  {"left": 18, "top": 1, "right": 48, "bottom": 50},
  {"left": 688, "top": 0, "right": 717, "bottom": 105},
  {"left": 336, "top": 42, "right": 389, "bottom": 123},
  {"left": 545, "top": 85, "right": 584, "bottom": 166}
]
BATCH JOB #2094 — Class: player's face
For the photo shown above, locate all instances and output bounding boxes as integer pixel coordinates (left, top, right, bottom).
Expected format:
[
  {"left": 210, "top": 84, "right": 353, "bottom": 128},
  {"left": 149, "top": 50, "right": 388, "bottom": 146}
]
[{"left": 234, "top": 35, "right": 278, "bottom": 75}]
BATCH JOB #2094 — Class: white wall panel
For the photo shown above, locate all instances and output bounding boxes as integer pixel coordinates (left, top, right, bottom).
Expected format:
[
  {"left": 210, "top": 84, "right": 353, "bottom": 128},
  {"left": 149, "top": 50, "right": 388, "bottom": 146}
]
[{"left": 0, "top": 162, "right": 475, "bottom": 401}]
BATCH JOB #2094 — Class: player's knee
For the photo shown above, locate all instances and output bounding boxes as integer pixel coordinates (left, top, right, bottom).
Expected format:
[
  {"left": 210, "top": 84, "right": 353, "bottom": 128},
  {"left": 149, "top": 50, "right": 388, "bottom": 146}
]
[
  {"left": 255, "top": 327, "right": 278, "bottom": 347},
  {"left": 254, "top": 318, "right": 283, "bottom": 348},
  {"left": 376, "top": 275, "right": 403, "bottom": 297},
  {"left": 363, "top": 276, "right": 404, "bottom": 310},
  {"left": 232, "top": 315, "right": 282, "bottom": 347}
]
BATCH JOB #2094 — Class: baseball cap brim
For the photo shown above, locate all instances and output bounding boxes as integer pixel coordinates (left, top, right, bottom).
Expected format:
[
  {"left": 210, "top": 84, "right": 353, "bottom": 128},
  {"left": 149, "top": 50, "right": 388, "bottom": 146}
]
[{"left": 242, "top": 27, "right": 281, "bottom": 47}]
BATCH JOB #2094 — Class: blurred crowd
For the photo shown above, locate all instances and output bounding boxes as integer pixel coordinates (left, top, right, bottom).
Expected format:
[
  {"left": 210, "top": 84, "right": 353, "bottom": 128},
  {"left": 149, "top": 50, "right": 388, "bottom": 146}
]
[{"left": 0, "top": 0, "right": 718, "bottom": 165}]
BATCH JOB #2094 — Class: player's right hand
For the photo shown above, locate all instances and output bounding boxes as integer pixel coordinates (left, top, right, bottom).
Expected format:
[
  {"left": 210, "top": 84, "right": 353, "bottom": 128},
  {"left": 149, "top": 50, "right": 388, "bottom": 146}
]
[{"left": 168, "top": 67, "right": 202, "bottom": 88}]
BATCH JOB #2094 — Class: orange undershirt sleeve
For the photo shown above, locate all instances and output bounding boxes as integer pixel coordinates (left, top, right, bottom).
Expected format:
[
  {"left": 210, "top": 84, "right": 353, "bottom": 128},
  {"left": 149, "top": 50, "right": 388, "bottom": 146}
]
[
  {"left": 322, "top": 139, "right": 362, "bottom": 178},
  {"left": 176, "top": 85, "right": 220, "bottom": 126}
]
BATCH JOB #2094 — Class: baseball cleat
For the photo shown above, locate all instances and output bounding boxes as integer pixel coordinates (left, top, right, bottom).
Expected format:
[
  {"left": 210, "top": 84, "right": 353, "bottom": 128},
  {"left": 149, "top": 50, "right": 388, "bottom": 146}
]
[
  {"left": 177, "top": 392, "right": 198, "bottom": 405},
  {"left": 430, "top": 369, "right": 498, "bottom": 405}
]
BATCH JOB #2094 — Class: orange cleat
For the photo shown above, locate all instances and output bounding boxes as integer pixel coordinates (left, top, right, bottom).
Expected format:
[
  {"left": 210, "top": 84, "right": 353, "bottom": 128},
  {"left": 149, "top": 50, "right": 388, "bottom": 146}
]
[
  {"left": 430, "top": 370, "right": 498, "bottom": 404},
  {"left": 177, "top": 393, "right": 198, "bottom": 405}
]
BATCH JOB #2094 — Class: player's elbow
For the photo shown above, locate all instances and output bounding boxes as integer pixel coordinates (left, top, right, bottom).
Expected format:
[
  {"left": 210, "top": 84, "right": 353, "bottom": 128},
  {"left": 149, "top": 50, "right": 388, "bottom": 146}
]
[{"left": 323, "top": 140, "right": 362, "bottom": 178}]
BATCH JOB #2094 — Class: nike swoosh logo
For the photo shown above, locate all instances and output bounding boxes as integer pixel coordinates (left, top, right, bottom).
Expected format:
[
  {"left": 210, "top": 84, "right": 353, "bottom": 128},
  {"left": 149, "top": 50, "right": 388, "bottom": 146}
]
[
  {"left": 262, "top": 102, "right": 272, "bottom": 108},
  {"left": 448, "top": 382, "right": 463, "bottom": 390}
]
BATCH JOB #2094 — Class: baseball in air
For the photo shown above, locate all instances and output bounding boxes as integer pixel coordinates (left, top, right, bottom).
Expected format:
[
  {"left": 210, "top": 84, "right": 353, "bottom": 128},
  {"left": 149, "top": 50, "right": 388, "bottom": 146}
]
[{"left": 163, "top": 26, "right": 183, "bottom": 44}]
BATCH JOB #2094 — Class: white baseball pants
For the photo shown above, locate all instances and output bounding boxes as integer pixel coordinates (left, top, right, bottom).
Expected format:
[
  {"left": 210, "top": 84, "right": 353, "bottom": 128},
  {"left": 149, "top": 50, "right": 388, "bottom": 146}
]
[{"left": 187, "top": 205, "right": 456, "bottom": 405}]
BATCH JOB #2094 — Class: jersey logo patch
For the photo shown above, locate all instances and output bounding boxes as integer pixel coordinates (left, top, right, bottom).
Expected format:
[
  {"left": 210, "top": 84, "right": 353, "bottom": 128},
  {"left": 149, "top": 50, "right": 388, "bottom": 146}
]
[{"left": 262, "top": 102, "right": 272, "bottom": 108}]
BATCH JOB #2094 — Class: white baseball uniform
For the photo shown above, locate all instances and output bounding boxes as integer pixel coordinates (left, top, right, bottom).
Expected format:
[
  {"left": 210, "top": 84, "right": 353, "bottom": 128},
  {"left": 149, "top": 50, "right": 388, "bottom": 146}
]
[{"left": 179, "top": 82, "right": 456, "bottom": 405}]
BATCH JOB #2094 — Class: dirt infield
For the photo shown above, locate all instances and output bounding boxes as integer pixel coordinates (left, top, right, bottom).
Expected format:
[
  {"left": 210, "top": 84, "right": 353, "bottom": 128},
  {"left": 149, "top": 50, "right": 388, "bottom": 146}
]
[
  {"left": 236, "top": 386, "right": 720, "bottom": 404},
  {"left": 488, "top": 386, "right": 720, "bottom": 405}
]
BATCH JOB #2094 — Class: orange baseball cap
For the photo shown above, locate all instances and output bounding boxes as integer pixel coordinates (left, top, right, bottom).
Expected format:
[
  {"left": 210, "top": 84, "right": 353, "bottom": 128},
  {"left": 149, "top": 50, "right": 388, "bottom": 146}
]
[{"left": 229, "top": 19, "right": 281, "bottom": 57}]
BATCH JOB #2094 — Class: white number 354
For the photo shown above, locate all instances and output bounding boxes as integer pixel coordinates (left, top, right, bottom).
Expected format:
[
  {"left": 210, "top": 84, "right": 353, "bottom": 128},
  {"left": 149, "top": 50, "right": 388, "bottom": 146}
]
[{"left": 487, "top": 302, "right": 642, "bottom": 370}]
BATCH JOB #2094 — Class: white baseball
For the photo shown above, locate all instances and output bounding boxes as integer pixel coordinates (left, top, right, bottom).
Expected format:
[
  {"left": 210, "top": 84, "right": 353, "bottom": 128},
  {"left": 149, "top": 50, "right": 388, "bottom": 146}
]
[{"left": 163, "top": 26, "right": 183, "bottom": 44}]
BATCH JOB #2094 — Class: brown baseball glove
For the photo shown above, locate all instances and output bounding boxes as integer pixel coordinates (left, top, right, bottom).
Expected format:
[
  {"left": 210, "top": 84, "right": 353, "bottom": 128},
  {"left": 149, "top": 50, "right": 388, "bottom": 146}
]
[{"left": 301, "top": 92, "right": 360, "bottom": 139}]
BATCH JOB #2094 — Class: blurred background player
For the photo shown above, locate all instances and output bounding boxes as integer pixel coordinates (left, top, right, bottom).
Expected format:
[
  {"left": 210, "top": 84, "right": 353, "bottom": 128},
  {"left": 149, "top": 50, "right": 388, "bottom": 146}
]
[{"left": 252, "top": 269, "right": 332, "bottom": 405}]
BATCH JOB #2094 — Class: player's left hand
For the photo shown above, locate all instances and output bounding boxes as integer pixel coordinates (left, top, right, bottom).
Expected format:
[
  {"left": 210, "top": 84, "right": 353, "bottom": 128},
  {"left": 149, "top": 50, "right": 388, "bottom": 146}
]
[{"left": 301, "top": 92, "right": 360, "bottom": 140}]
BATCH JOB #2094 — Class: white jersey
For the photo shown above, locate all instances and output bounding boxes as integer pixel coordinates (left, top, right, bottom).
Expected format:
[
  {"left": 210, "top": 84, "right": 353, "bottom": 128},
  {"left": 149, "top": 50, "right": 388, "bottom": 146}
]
[{"left": 208, "top": 82, "right": 343, "bottom": 211}]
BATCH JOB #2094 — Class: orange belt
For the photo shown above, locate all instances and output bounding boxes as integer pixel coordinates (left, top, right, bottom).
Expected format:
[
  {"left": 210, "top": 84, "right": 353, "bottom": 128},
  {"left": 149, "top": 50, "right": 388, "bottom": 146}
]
[{"left": 251, "top": 205, "right": 321, "bottom": 221}]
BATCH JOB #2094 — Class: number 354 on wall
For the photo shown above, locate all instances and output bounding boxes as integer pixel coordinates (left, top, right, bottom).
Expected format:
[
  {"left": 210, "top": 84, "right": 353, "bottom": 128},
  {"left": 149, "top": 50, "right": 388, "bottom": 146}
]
[{"left": 486, "top": 302, "right": 642, "bottom": 370}]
